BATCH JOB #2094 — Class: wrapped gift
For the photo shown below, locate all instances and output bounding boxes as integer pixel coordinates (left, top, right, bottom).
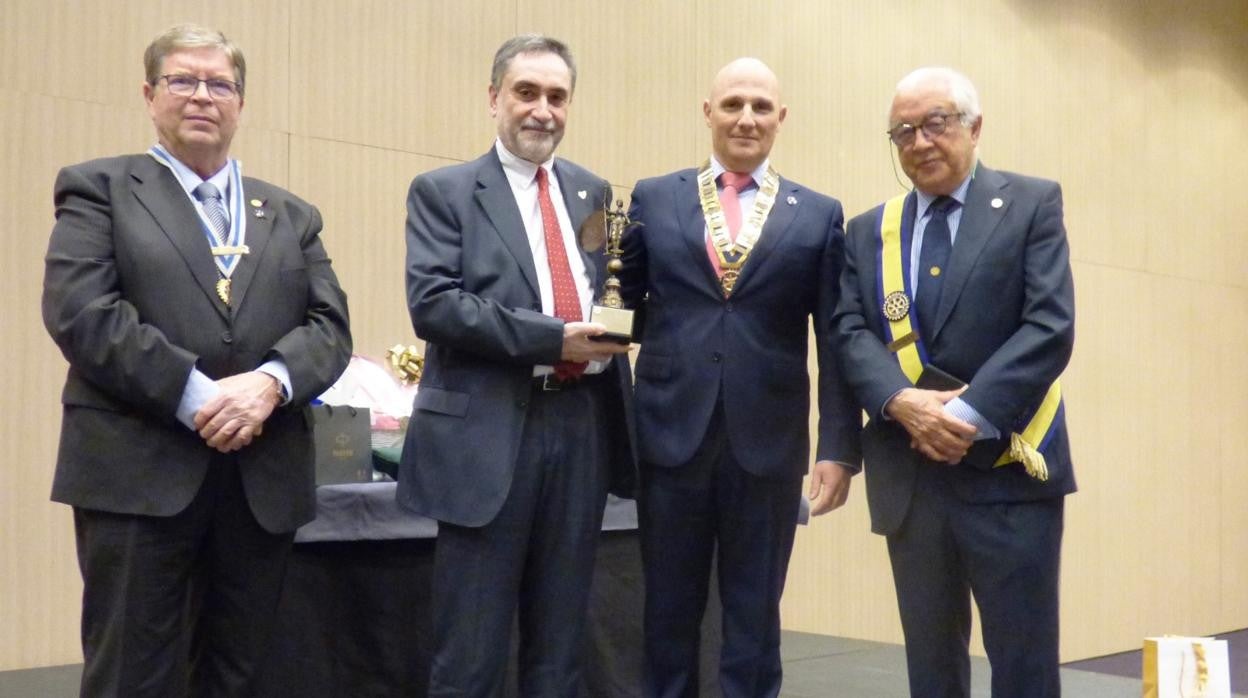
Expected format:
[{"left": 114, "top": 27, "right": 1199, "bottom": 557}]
[{"left": 1142, "top": 635, "right": 1231, "bottom": 698}]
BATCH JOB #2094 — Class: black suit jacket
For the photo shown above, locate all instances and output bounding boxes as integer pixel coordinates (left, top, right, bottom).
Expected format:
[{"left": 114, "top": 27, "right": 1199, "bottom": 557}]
[
  {"left": 397, "top": 149, "right": 634, "bottom": 528},
  {"left": 835, "top": 165, "right": 1076, "bottom": 535},
  {"left": 42, "top": 154, "right": 352, "bottom": 533},
  {"left": 620, "top": 168, "right": 861, "bottom": 478}
]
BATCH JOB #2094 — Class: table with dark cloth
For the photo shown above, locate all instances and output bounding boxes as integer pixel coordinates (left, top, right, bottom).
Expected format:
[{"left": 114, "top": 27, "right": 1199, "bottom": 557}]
[{"left": 254, "top": 483, "right": 721, "bottom": 697}]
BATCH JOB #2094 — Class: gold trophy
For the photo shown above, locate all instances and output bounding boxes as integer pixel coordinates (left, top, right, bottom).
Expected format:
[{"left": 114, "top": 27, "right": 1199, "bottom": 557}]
[{"left": 588, "top": 198, "right": 636, "bottom": 344}]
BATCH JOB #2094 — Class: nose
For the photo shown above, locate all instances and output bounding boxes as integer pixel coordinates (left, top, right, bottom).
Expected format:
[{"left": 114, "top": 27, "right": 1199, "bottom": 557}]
[
  {"left": 189, "top": 79, "right": 213, "bottom": 102},
  {"left": 911, "top": 127, "right": 935, "bottom": 149},
  {"left": 738, "top": 105, "right": 757, "bottom": 127},
  {"left": 531, "top": 96, "right": 552, "bottom": 120}
]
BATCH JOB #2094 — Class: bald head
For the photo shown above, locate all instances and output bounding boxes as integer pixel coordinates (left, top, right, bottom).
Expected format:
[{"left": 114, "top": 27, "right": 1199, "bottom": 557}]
[{"left": 703, "top": 57, "right": 786, "bottom": 173}]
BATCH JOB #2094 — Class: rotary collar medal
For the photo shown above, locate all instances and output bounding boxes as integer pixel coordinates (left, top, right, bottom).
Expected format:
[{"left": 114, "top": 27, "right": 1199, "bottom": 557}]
[{"left": 697, "top": 161, "right": 780, "bottom": 295}]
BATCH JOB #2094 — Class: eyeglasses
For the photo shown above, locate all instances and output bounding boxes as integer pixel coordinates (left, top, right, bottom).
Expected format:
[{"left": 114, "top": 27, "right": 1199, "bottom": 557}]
[
  {"left": 887, "top": 112, "right": 964, "bottom": 147},
  {"left": 158, "top": 74, "right": 242, "bottom": 101}
]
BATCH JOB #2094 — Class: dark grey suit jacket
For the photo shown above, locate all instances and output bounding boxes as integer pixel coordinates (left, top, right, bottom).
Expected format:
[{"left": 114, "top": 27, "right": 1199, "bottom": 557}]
[
  {"left": 835, "top": 165, "right": 1077, "bottom": 536},
  {"left": 397, "top": 149, "right": 634, "bottom": 528},
  {"left": 42, "top": 154, "right": 352, "bottom": 533}
]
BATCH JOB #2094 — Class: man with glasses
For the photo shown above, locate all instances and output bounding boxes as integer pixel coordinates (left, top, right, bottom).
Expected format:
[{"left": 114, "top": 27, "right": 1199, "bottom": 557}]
[
  {"left": 42, "top": 23, "right": 351, "bottom": 697},
  {"left": 397, "top": 34, "right": 634, "bottom": 696},
  {"left": 834, "top": 66, "right": 1075, "bottom": 697}
]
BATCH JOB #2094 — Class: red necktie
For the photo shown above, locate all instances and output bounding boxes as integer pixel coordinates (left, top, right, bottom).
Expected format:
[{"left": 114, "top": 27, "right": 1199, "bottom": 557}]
[
  {"left": 535, "top": 167, "right": 587, "bottom": 379},
  {"left": 706, "top": 170, "right": 754, "bottom": 276}
]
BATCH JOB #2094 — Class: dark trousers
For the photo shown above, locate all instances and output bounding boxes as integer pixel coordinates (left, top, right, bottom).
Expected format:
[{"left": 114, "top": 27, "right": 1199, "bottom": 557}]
[
  {"left": 640, "top": 405, "right": 803, "bottom": 698},
  {"left": 887, "top": 465, "right": 1065, "bottom": 698},
  {"left": 427, "top": 379, "right": 612, "bottom": 698},
  {"left": 74, "top": 455, "right": 294, "bottom": 698}
]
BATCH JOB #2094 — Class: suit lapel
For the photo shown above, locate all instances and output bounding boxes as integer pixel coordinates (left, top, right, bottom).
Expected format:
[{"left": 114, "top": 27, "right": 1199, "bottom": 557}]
[
  {"left": 933, "top": 165, "right": 1009, "bottom": 336},
  {"left": 677, "top": 170, "right": 723, "bottom": 292},
  {"left": 554, "top": 160, "right": 602, "bottom": 289},
  {"left": 730, "top": 177, "right": 800, "bottom": 293},
  {"left": 129, "top": 156, "right": 228, "bottom": 320},
  {"left": 473, "top": 150, "right": 541, "bottom": 297},
  {"left": 223, "top": 183, "right": 271, "bottom": 314}
]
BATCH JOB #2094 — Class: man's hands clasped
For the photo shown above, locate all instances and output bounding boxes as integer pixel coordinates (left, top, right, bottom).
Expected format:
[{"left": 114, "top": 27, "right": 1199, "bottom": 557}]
[
  {"left": 885, "top": 387, "right": 977, "bottom": 464},
  {"left": 193, "top": 371, "right": 284, "bottom": 453}
]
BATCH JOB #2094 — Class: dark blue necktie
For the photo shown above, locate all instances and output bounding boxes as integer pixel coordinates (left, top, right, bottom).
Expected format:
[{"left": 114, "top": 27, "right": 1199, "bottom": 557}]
[{"left": 916, "top": 195, "right": 958, "bottom": 341}]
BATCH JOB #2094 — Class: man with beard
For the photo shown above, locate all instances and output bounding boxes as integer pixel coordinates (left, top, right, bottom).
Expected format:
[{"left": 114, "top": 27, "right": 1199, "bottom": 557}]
[{"left": 397, "top": 34, "right": 634, "bottom": 697}]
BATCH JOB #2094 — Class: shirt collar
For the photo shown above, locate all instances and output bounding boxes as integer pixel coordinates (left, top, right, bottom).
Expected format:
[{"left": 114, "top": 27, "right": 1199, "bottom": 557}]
[
  {"left": 495, "top": 138, "right": 555, "bottom": 189},
  {"left": 709, "top": 154, "right": 769, "bottom": 189},
  {"left": 915, "top": 167, "right": 974, "bottom": 219},
  {"left": 152, "top": 143, "right": 232, "bottom": 198}
]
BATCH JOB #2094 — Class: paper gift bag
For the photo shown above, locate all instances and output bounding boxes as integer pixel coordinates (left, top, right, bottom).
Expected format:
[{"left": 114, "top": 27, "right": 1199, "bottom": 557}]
[
  {"left": 1142, "top": 636, "right": 1231, "bottom": 698},
  {"left": 311, "top": 404, "right": 373, "bottom": 486}
]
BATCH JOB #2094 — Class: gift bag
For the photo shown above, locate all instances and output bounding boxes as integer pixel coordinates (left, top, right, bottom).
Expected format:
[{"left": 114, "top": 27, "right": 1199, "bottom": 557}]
[
  {"left": 1142, "top": 636, "right": 1232, "bottom": 698},
  {"left": 311, "top": 404, "right": 373, "bottom": 486}
]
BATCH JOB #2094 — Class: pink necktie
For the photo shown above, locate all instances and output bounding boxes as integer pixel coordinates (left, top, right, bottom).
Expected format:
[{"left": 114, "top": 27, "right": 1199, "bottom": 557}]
[
  {"left": 706, "top": 171, "right": 754, "bottom": 276},
  {"left": 535, "top": 167, "right": 587, "bottom": 379}
]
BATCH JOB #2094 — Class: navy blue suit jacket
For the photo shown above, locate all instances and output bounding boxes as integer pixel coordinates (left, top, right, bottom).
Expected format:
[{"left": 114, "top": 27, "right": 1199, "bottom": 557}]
[
  {"left": 397, "top": 149, "right": 634, "bottom": 527},
  {"left": 620, "top": 168, "right": 861, "bottom": 479},
  {"left": 835, "top": 165, "right": 1077, "bottom": 536}
]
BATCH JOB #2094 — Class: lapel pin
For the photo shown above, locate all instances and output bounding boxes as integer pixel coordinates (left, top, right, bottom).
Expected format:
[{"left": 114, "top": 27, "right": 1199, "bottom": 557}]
[
  {"left": 991, "top": 197, "right": 1003, "bottom": 209},
  {"left": 577, "top": 190, "right": 587, "bottom": 200},
  {"left": 251, "top": 198, "right": 267, "bottom": 219},
  {"left": 254, "top": 210, "right": 266, "bottom": 219},
  {"left": 786, "top": 196, "right": 797, "bottom": 205},
  {"left": 250, "top": 199, "right": 263, "bottom": 207}
]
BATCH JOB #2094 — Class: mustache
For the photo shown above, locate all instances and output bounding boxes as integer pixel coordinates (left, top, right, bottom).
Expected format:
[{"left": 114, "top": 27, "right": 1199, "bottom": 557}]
[{"left": 521, "top": 119, "right": 556, "bottom": 134}]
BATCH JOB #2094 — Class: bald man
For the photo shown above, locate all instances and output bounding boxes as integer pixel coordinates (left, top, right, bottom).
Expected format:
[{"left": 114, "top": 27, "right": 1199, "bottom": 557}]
[{"left": 619, "top": 58, "right": 861, "bottom": 698}]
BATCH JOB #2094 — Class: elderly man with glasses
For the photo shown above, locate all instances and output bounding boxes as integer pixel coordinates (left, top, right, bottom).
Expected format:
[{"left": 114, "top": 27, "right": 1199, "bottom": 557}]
[
  {"left": 42, "top": 23, "right": 351, "bottom": 697},
  {"left": 834, "top": 66, "right": 1076, "bottom": 698}
]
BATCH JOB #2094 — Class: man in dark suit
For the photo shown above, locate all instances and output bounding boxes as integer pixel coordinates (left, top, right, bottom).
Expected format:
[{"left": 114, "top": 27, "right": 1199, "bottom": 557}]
[
  {"left": 834, "top": 66, "right": 1076, "bottom": 698},
  {"left": 397, "top": 34, "right": 634, "bottom": 697},
  {"left": 40, "top": 24, "right": 351, "bottom": 698},
  {"left": 619, "top": 57, "right": 861, "bottom": 698}
]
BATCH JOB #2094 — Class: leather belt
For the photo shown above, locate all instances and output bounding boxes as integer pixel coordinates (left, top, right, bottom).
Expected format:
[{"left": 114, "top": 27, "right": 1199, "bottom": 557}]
[{"left": 531, "top": 370, "right": 610, "bottom": 392}]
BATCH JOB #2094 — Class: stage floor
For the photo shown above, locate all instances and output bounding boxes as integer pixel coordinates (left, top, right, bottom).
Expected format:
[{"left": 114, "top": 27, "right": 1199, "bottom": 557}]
[{"left": 5, "top": 630, "right": 1244, "bottom": 697}]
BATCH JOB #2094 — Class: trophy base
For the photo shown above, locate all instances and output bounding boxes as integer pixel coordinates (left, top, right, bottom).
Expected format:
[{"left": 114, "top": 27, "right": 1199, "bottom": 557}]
[{"left": 590, "top": 304, "right": 634, "bottom": 344}]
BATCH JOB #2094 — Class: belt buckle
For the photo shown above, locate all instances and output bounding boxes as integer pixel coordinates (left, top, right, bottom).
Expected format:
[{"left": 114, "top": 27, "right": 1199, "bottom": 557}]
[{"left": 541, "top": 374, "right": 563, "bottom": 392}]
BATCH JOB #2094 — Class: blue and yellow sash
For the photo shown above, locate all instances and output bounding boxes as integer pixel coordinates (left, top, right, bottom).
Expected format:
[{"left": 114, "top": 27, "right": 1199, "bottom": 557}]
[{"left": 876, "top": 193, "right": 1060, "bottom": 480}]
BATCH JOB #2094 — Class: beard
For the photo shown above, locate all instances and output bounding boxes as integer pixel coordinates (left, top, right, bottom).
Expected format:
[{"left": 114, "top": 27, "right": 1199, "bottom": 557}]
[{"left": 508, "top": 121, "right": 562, "bottom": 163}]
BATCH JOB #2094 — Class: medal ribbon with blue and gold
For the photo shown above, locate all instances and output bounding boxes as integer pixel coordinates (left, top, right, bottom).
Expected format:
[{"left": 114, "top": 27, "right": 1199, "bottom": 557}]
[
  {"left": 147, "top": 145, "right": 248, "bottom": 281},
  {"left": 876, "top": 193, "right": 1061, "bottom": 480}
]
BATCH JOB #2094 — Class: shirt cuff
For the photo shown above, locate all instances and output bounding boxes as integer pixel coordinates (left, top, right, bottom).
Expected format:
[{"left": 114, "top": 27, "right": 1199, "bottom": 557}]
[
  {"left": 944, "top": 397, "right": 1001, "bottom": 440},
  {"left": 256, "top": 360, "right": 292, "bottom": 405},
  {"left": 176, "top": 367, "right": 220, "bottom": 430}
]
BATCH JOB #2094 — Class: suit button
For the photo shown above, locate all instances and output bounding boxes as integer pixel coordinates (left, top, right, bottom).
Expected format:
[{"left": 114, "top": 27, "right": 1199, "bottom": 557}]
[
  {"left": 725, "top": 303, "right": 734, "bottom": 312},
  {"left": 221, "top": 331, "right": 233, "bottom": 344},
  {"left": 517, "top": 400, "right": 528, "bottom": 409},
  {"left": 711, "top": 352, "right": 722, "bottom": 363}
]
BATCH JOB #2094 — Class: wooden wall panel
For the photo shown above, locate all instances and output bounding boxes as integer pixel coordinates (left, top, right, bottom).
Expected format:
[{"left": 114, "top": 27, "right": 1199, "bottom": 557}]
[
  {"left": 288, "top": 136, "right": 454, "bottom": 361},
  {"left": 0, "top": 93, "right": 153, "bottom": 670},
  {"left": 3, "top": 0, "right": 1247, "bottom": 673},
  {"left": 0, "top": 1, "right": 290, "bottom": 132},
  {"left": 517, "top": 0, "right": 703, "bottom": 191},
  {"left": 290, "top": 0, "right": 512, "bottom": 162}
]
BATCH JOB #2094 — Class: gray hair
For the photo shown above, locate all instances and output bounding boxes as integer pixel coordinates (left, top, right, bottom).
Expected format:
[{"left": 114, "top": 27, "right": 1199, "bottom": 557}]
[
  {"left": 490, "top": 34, "right": 576, "bottom": 92},
  {"left": 893, "top": 66, "right": 980, "bottom": 126},
  {"left": 144, "top": 24, "right": 246, "bottom": 97}
]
